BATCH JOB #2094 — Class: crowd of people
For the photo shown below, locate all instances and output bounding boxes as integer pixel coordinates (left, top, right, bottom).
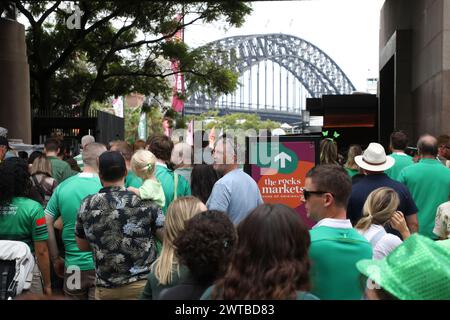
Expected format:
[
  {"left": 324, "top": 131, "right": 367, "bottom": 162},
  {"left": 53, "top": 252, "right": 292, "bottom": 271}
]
[{"left": 0, "top": 127, "right": 449, "bottom": 300}]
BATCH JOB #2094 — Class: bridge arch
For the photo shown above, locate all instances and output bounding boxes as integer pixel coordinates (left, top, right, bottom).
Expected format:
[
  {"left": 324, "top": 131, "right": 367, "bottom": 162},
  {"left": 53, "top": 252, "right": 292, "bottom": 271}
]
[{"left": 186, "top": 33, "right": 356, "bottom": 120}]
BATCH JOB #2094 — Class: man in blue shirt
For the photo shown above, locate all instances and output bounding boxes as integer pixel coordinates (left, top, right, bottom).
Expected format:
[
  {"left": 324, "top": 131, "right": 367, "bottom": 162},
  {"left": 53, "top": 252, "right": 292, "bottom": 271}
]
[
  {"left": 207, "top": 135, "right": 263, "bottom": 224},
  {"left": 347, "top": 143, "right": 419, "bottom": 237}
]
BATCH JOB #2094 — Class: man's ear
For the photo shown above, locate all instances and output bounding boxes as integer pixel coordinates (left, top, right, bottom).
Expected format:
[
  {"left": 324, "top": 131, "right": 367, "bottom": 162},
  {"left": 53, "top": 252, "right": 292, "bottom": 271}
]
[{"left": 324, "top": 193, "right": 334, "bottom": 208}]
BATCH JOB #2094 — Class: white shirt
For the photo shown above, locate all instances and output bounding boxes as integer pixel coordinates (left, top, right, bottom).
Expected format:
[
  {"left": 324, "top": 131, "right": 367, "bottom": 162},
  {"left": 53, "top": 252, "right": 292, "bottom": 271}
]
[
  {"left": 357, "top": 224, "right": 402, "bottom": 259},
  {"left": 313, "top": 218, "right": 353, "bottom": 229}
]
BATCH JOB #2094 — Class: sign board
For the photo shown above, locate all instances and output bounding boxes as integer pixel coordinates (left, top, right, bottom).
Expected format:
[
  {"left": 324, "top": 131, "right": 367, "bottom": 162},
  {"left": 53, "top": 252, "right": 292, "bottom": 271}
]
[{"left": 245, "top": 135, "right": 321, "bottom": 229}]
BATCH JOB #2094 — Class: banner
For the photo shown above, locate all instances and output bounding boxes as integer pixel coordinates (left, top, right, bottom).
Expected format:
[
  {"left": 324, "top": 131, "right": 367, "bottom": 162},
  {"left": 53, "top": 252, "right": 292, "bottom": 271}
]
[
  {"left": 137, "top": 112, "right": 147, "bottom": 140},
  {"left": 112, "top": 96, "right": 124, "bottom": 118},
  {"left": 245, "top": 135, "right": 321, "bottom": 229},
  {"left": 169, "top": 14, "right": 185, "bottom": 113}
]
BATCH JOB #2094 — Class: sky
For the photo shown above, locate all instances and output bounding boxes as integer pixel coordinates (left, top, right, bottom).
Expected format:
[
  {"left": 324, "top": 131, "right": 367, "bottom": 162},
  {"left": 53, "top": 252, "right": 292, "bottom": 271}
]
[{"left": 184, "top": 0, "right": 385, "bottom": 92}]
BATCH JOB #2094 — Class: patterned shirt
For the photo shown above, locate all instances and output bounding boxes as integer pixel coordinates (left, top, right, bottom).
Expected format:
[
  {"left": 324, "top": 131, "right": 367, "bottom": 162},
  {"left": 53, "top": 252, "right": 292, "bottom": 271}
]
[
  {"left": 75, "top": 186, "right": 165, "bottom": 288},
  {"left": 433, "top": 201, "right": 450, "bottom": 239}
]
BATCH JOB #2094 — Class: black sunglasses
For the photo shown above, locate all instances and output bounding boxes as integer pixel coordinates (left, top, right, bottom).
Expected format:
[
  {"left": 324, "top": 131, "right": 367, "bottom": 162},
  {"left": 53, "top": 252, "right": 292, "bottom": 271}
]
[{"left": 300, "top": 187, "right": 334, "bottom": 200}]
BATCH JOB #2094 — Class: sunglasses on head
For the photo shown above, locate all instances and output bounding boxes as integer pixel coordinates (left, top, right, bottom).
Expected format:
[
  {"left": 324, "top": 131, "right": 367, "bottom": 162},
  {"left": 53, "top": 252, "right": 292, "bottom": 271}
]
[{"left": 300, "top": 187, "right": 334, "bottom": 200}]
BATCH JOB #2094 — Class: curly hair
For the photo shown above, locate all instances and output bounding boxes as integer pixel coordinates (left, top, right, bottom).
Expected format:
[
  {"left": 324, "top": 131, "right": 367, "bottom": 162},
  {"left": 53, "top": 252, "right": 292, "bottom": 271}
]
[
  {"left": 212, "top": 204, "right": 311, "bottom": 300},
  {"left": 174, "top": 210, "right": 236, "bottom": 286},
  {"left": 0, "top": 157, "right": 32, "bottom": 205}
]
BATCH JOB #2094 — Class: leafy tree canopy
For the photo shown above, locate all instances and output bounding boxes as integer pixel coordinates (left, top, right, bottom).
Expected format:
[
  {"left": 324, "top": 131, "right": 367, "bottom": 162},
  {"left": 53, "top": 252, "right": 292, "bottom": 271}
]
[
  {"left": 187, "top": 111, "right": 281, "bottom": 132},
  {"left": 13, "top": 1, "right": 252, "bottom": 116}
]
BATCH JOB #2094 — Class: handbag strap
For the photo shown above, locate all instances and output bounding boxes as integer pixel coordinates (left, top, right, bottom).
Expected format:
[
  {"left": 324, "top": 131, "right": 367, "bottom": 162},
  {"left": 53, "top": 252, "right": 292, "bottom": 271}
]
[
  {"left": 173, "top": 173, "right": 178, "bottom": 201},
  {"left": 31, "top": 175, "right": 46, "bottom": 200}
]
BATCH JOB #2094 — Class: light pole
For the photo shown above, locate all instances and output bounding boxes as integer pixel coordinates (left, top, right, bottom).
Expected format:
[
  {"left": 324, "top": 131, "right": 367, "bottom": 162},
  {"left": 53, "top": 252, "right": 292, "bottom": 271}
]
[{"left": 301, "top": 110, "right": 310, "bottom": 134}]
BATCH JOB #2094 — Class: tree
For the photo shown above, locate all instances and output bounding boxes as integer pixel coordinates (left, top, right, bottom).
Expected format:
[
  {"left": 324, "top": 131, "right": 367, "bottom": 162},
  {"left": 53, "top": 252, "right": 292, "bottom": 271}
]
[
  {"left": 13, "top": 1, "right": 252, "bottom": 116},
  {"left": 187, "top": 111, "right": 281, "bottom": 132}
]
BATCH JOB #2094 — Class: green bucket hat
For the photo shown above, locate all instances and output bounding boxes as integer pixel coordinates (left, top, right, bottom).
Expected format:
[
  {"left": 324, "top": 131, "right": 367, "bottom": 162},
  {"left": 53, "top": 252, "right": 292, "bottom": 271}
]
[{"left": 356, "top": 234, "right": 450, "bottom": 300}]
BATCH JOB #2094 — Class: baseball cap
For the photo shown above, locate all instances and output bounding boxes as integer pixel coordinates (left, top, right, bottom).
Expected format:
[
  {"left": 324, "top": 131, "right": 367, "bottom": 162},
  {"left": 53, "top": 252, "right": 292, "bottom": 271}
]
[
  {"left": 98, "top": 151, "right": 127, "bottom": 182},
  {"left": 356, "top": 234, "right": 450, "bottom": 300},
  {"left": 0, "top": 136, "right": 10, "bottom": 149}
]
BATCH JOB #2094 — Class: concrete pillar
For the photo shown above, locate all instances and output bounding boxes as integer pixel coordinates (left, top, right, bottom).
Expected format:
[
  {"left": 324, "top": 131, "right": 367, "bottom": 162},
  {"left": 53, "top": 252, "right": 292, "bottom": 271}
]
[
  {"left": 0, "top": 18, "right": 31, "bottom": 143},
  {"left": 380, "top": 0, "right": 450, "bottom": 142}
]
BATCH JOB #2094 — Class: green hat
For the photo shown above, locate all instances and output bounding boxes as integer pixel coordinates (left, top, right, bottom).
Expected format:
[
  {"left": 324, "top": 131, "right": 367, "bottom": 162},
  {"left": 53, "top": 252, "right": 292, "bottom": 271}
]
[{"left": 356, "top": 234, "right": 450, "bottom": 300}]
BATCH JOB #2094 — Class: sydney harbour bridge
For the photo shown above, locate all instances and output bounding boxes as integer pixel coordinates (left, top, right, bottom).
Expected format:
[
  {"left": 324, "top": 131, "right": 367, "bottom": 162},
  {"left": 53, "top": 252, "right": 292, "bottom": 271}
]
[{"left": 184, "top": 33, "right": 356, "bottom": 124}]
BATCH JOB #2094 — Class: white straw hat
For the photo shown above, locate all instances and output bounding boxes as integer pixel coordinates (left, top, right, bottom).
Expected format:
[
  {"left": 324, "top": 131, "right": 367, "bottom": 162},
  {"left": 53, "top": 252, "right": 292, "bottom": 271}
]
[{"left": 354, "top": 142, "right": 395, "bottom": 172}]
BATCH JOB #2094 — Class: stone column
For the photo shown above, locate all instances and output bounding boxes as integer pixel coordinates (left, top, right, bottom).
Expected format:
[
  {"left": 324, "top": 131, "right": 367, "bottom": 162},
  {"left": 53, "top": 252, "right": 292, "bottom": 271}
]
[{"left": 0, "top": 18, "right": 31, "bottom": 143}]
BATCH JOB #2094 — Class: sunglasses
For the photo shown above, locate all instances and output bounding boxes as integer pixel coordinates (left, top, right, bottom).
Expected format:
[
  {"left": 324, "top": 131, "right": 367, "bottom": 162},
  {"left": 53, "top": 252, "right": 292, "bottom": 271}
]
[{"left": 300, "top": 187, "right": 334, "bottom": 200}]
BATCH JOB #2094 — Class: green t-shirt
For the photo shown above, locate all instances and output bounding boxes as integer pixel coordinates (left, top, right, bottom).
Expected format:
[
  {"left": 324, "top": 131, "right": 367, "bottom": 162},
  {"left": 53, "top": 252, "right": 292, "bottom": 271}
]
[
  {"left": 385, "top": 153, "right": 414, "bottom": 181},
  {"left": 140, "top": 264, "right": 190, "bottom": 300},
  {"left": 48, "top": 156, "right": 75, "bottom": 184},
  {"left": 345, "top": 168, "right": 359, "bottom": 178},
  {"left": 155, "top": 164, "right": 191, "bottom": 214},
  {"left": 200, "top": 285, "right": 319, "bottom": 300},
  {"left": 45, "top": 173, "right": 102, "bottom": 270},
  {"left": 125, "top": 171, "right": 143, "bottom": 188},
  {"left": 0, "top": 197, "right": 48, "bottom": 252},
  {"left": 399, "top": 158, "right": 450, "bottom": 239},
  {"left": 309, "top": 225, "right": 372, "bottom": 300}
]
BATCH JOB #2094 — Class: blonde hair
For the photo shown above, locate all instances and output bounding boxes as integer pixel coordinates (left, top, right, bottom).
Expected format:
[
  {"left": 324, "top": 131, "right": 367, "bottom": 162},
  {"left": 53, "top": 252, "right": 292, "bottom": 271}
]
[
  {"left": 320, "top": 138, "right": 339, "bottom": 165},
  {"left": 355, "top": 187, "right": 400, "bottom": 231},
  {"left": 130, "top": 149, "right": 157, "bottom": 180},
  {"left": 31, "top": 155, "right": 52, "bottom": 176},
  {"left": 345, "top": 144, "right": 362, "bottom": 170},
  {"left": 152, "top": 196, "right": 205, "bottom": 285}
]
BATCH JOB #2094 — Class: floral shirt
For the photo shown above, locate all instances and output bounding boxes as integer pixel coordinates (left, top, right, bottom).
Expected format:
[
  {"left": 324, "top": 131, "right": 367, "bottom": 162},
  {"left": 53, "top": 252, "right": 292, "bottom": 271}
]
[{"left": 75, "top": 186, "right": 165, "bottom": 288}]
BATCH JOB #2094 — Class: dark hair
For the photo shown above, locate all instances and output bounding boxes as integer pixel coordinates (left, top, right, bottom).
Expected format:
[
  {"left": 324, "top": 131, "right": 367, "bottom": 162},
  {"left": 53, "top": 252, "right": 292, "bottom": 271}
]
[
  {"left": 18, "top": 151, "right": 28, "bottom": 160},
  {"left": 437, "top": 134, "right": 450, "bottom": 147},
  {"left": 213, "top": 204, "right": 311, "bottom": 299},
  {"left": 0, "top": 157, "right": 31, "bottom": 205},
  {"left": 44, "top": 139, "right": 60, "bottom": 153},
  {"left": 65, "top": 157, "right": 81, "bottom": 172},
  {"left": 147, "top": 134, "right": 174, "bottom": 162},
  {"left": 133, "top": 139, "right": 146, "bottom": 152},
  {"left": 28, "top": 151, "right": 43, "bottom": 165},
  {"left": 190, "top": 164, "right": 221, "bottom": 203},
  {"left": 390, "top": 131, "right": 408, "bottom": 150},
  {"left": 174, "top": 210, "right": 236, "bottom": 286},
  {"left": 193, "top": 130, "right": 210, "bottom": 149},
  {"left": 306, "top": 164, "right": 352, "bottom": 208},
  {"left": 417, "top": 135, "right": 438, "bottom": 157}
]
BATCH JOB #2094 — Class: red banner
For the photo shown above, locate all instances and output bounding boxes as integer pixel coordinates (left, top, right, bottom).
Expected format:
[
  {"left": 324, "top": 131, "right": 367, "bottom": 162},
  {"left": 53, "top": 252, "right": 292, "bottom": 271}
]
[{"left": 169, "top": 15, "right": 185, "bottom": 113}]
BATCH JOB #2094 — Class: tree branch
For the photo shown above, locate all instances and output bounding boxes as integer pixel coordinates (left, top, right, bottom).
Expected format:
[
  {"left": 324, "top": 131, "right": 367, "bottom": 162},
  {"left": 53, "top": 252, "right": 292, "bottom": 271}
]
[
  {"left": 36, "top": 1, "right": 62, "bottom": 26},
  {"left": 114, "top": 14, "right": 205, "bottom": 52},
  {"left": 13, "top": 1, "right": 36, "bottom": 27},
  {"left": 102, "top": 68, "right": 215, "bottom": 80},
  {"left": 46, "top": 4, "right": 128, "bottom": 77}
]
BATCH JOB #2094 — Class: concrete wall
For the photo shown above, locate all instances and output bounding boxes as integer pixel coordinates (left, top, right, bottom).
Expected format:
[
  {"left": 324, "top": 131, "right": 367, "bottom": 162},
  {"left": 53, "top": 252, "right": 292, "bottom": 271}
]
[
  {"left": 380, "top": 0, "right": 450, "bottom": 141},
  {"left": 0, "top": 19, "right": 31, "bottom": 143}
]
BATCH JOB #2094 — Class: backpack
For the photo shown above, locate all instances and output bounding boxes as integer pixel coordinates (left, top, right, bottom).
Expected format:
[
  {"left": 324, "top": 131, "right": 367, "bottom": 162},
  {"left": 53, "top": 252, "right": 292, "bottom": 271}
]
[{"left": 0, "top": 240, "right": 35, "bottom": 300}]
